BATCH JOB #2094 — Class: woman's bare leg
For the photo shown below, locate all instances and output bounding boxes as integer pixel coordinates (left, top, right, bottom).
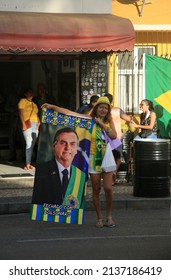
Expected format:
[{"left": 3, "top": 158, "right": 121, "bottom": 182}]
[
  {"left": 102, "top": 172, "right": 115, "bottom": 226},
  {"left": 89, "top": 173, "right": 102, "bottom": 221}
]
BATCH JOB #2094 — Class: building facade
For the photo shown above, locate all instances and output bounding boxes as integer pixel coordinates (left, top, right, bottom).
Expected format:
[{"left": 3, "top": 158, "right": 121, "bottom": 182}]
[
  {"left": 111, "top": 0, "right": 171, "bottom": 114},
  {"left": 0, "top": 0, "right": 135, "bottom": 157}
]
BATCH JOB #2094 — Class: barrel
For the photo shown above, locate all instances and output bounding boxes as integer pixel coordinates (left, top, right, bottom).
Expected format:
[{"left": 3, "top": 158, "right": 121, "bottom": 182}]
[
  {"left": 117, "top": 132, "right": 133, "bottom": 182},
  {"left": 133, "top": 138, "right": 170, "bottom": 197},
  {"left": 122, "top": 131, "right": 133, "bottom": 162}
]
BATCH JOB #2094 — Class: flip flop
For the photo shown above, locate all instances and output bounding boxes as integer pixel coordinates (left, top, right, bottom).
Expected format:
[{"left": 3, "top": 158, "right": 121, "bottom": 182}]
[
  {"left": 95, "top": 219, "right": 104, "bottom": 228},
  {"left": 104, "top": 217, "right": 115, "bottom": 228}
]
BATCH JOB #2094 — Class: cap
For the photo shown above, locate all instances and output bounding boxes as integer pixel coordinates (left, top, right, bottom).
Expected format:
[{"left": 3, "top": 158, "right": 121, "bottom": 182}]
[{"left": 94, "top": 96, "right": 111, "bottom": 107}]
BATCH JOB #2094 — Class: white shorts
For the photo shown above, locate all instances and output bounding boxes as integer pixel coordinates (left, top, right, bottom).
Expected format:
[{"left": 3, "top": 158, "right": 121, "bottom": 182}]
[{"left": 88, "top": 155, "right": 102, "bottom": 174}]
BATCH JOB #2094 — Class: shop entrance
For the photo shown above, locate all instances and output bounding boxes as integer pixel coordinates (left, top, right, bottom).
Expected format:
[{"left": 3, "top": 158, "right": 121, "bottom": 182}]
[
  {"left": 0, "top": 59, "right": 79, "bottom": 161},
  {"left": 58, "top": 72, "right": 76, "bottom": 111},
  {"left": 0, "top": 61, "right": 31, "bottom": 159}
]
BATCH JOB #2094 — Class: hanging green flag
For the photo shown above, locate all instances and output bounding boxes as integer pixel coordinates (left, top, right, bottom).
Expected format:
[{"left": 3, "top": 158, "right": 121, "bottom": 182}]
[{"left": 145, "top": 54, "right": 171, "bottom": 137}]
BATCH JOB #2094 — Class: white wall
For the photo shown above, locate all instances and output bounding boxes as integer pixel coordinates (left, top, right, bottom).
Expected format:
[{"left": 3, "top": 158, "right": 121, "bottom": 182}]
[{"left": 0, "top": 0, "right": 111, "bottom": 14}]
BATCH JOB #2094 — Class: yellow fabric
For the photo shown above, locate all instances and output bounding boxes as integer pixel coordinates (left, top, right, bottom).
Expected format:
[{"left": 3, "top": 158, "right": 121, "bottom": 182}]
[
  {"left": 155, "top": 90, "right": 171, "bottom": 114},
  {"left": 90, "top": 122, "right": 109, "bottom": 155},
  {"left": 93, "top": 96, "right": 111, "bottom": 107},
  {"left": 63, "top": 166, "right": 86, "bottom": 209},
  {"left": 18, "top": 98, "right": 39, "bottom": 122}
]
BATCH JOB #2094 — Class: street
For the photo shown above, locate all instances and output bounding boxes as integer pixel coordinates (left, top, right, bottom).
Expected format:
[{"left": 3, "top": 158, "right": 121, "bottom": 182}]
[{"left": 0, "top": 208, "right": 171, "bottom": 260}]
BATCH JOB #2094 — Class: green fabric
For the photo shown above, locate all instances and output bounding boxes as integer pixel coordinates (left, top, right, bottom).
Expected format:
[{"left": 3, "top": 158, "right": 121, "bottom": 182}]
[
  {"left": 94, "top": 123, "right": 106, "bottom": 172},
  {"left": 145, "top": 54, "right": 171, "bottom": 137},
  {"left": 62, "top": 165, "right": 86, "bottom": 209}
]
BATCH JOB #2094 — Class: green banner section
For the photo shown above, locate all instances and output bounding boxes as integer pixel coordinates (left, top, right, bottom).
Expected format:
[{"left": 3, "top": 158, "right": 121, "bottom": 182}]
[{"left": 145, "top": 54, "right": 171, "bottom": 137}]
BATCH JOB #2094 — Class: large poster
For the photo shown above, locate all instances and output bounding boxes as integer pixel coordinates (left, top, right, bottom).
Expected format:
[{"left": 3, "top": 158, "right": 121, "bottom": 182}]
[{"left": 30, "top": 108, "right": 92, "bottom": 224}]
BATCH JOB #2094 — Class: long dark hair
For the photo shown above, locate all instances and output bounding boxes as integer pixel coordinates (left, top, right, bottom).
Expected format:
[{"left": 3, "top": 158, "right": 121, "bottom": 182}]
[{"left": 142, "top": 99, "right": 155, "bottom": 111}]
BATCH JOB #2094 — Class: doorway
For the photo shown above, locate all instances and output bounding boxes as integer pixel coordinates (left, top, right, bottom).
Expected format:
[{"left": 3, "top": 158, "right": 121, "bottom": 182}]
[{"left": 58, "top": 72, "right": 76, "bottom": 111}]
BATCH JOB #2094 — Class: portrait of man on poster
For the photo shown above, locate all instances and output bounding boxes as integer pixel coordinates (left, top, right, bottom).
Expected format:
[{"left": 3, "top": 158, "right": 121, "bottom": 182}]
[{"left": 32, "top": 127, "right": 86, "bottom": 209}]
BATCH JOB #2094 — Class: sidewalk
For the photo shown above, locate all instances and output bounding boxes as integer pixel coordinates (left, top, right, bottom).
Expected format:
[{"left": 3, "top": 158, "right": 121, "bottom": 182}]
[{"left": 0, "top": 160, "right": 170, "bottom": 214}]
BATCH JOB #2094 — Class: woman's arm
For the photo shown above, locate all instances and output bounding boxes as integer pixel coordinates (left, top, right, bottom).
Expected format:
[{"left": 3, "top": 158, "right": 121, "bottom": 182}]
[
  {"left": 130, "top": 111, "right": 156, "bottom": 130},
  {"left": 41, "top": 103, "right": 91, "bottom": 119},
  {"left": 120, "top": 108, "right": 132, "bottom": 122},
  {"left": 18, "top": 108, "right": 27, "bottom": 131},
  {"left": 95, "top": 117, "right": 117, "bottom": 139}
]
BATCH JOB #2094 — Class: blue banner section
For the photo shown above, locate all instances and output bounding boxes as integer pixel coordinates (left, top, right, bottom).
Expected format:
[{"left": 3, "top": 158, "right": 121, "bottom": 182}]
[{"left": 42, "top": 109, "right": 92, "bottom": 130}]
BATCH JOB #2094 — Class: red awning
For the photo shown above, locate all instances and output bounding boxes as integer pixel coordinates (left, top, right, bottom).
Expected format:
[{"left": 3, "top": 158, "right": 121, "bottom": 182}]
[{"left": 0, "top": 12, "right": 135, "bottom": 53}]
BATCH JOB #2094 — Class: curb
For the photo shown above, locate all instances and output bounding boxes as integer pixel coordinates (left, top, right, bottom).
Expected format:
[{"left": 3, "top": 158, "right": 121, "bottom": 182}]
[{"left": 0, "top": 197, "right": 170, "bottom": 215}]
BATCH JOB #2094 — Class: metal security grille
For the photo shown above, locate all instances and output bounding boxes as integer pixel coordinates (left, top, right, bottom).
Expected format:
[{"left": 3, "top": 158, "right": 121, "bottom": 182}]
[{"left": 117, "top": 46, "right": 155, "bottom": 114}]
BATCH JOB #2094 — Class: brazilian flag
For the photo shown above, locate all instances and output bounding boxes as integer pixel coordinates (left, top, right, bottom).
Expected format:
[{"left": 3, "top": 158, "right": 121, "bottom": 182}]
[{"left": 145, "top": 54, "right": 171, "bottom": 137}]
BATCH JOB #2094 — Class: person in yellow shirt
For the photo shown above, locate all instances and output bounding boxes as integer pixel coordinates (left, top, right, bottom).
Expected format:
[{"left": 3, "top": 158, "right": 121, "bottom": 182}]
[{"left": 18, "top": 88, "right": 40, "bottom": 170}]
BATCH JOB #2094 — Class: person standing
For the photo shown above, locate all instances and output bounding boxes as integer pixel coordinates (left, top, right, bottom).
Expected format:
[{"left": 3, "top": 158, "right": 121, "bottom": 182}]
[
  {"left": 130, "top": 99, "right": 157, "bottom": 139},
  {"left": 76, "top": 94, "right": 99, "bottom": 114},
  {"left": 88, "top": 97, "right": 117, "bottom": 228},
  {"left": 42, "top": 96, "right": 117, "bottom": 228},
  {"left": 34, "top": 82, "right": 56, "bottom": 119},
  {"left": 18, "top": 88, "right": 40, "bottom": 170}
]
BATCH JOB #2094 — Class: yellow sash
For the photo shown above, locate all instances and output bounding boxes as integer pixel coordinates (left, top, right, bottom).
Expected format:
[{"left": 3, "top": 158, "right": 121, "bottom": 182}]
[{"left": 62, "top": 165, "right": 86, "bottom": 209}]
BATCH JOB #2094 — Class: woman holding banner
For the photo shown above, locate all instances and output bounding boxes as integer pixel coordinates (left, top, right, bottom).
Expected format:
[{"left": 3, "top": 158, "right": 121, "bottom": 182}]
[{"left": 42, "top": 96, "right": 117, "bottom": 228}]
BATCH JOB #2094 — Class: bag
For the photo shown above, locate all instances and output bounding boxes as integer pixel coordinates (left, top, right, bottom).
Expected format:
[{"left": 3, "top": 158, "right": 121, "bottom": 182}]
[
  {"left": 101, "top": 143, "right": 116, "bottom": 172},
  {"left": 23, "top": 101, "right": 33, "bottom": 130},
  {"left": 24, "top": 119, "right": 31, "bottom": 130},
  {"left": 102, "top": 131, "right": 122, "bottom": 150}
]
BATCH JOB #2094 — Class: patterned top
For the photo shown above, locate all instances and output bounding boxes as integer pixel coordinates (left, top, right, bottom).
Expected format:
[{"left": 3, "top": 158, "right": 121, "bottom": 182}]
[{"left": 140, "top": 110, "right": 157, "bottom": 137}]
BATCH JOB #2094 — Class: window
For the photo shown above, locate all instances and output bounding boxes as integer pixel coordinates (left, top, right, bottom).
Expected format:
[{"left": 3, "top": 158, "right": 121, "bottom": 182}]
[{"left": 117, "top": 46, "right": 155, "bottom": 114}]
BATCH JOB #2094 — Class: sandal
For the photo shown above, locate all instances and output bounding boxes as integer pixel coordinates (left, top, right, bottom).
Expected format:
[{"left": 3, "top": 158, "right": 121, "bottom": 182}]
[
  {"left": 95, "top": 219, "right": 103, "bottom": 228},
  {"left": 104, "top": 217, "right": 115, "bottom": 228}
]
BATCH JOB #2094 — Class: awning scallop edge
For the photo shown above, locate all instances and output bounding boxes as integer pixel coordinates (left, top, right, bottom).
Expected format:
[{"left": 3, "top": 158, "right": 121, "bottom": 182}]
[{"left": 0, "top": 12, "right": 135, "bottom": 53}]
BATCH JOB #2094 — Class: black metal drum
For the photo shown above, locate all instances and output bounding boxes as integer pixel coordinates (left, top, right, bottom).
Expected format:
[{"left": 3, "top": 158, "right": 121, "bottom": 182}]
[
  {"left": 133, "top": 138, "right": 170, "bottom": 197},
  {"left": 117, "top": 132, "right": 133, "bottom": 182}
]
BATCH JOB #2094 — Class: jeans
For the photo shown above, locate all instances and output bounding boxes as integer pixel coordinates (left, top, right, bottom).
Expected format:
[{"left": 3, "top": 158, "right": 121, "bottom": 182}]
[
  {"left": 23, "top": 122, "right": 39, "bottom": 164},
  {"left": 134, "top": 133, "right": 157, "bottom": 140}
]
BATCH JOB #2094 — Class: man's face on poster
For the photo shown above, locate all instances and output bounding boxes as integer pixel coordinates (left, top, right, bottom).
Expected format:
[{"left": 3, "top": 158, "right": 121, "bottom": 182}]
[{"left": 53, "top": 132, "right": 78, "bottom": 167}]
